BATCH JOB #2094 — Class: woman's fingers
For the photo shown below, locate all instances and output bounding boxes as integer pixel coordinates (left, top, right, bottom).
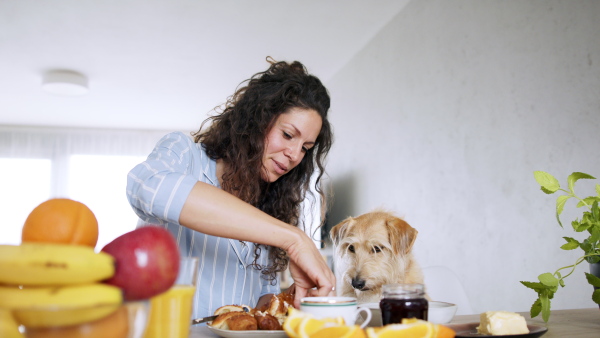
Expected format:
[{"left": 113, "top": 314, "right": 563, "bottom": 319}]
[
  {"left": 286, "top": 237, "right": 336, "bottom": 305},
  {"left": 293, "top": 285, "right": 309, "bottom": 308},
  {"left": 313, "top": 284, "right": 336, "bottom": 297},
  {"left": 283, "top": 283, "right": 296, "bottom": 296}
]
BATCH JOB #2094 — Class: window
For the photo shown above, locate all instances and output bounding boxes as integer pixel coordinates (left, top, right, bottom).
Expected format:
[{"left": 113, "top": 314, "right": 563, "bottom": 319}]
[
  {"left": 68, "top": 155, "right": 146, "bottom": 248},
  {"left": 0, "top": 126, "right": 169, "bottom": 248},
  {"left": 0, "top": 158, "right": 51, "bottom": 245}
]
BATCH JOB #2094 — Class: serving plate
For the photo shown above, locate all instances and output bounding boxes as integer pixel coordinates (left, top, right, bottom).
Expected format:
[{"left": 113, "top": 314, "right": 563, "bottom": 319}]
[
  {"left": 446, "top": 323, "right": 548, "bottom": 338},
  {"left": 207, "top": 326, "right": 287, "bottom": 338}
]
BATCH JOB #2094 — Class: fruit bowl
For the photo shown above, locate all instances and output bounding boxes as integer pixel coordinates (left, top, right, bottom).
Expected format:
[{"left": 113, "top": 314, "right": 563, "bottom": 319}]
[{"left": 18, "top": 301, "right": 149, "bottom": 338}]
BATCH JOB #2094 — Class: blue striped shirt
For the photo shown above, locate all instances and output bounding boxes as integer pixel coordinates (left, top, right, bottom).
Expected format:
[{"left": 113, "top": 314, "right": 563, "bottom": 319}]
[{"left": 126, "top": 131, "right": 280, "bottom": 319}]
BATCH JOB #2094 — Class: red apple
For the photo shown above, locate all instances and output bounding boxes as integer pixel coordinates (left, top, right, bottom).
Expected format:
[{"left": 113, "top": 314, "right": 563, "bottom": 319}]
[{"left": 101, "top": 226, "right": 180, "bottom": 301}]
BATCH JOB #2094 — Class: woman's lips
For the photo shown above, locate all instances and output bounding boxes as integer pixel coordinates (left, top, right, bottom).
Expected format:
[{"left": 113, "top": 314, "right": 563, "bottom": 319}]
[{"left": 273, "top": 160, "right": 287, "bottom": 174}]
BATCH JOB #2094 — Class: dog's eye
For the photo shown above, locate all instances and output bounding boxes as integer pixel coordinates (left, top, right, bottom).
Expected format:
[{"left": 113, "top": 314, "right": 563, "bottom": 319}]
[
  {"left": 348, "top": 245, "right": 355, "bottom": 253},
  {"left": 372, "top": 246, "right": 382, "bottom": 253}
]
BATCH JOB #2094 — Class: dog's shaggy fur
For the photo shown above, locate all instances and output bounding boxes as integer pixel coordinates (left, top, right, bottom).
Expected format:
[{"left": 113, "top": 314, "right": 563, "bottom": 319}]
[{"left": 330, "top": 211, "right": 424, "bottom": 303}]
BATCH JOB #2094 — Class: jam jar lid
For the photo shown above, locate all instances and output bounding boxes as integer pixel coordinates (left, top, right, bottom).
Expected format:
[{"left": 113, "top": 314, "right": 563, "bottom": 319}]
[{"left": 382, "top": 283, "right": 425, "bottom": 299}]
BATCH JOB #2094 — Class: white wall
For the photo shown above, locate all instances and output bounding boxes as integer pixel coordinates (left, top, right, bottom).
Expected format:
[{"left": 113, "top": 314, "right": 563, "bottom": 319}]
[{"left": 325, "top": 0, "right": 600, "bottom": 314}]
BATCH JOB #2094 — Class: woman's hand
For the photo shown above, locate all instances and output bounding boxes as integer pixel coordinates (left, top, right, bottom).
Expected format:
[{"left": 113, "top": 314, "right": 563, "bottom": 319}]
[{"left": 284, "top": 230, "right": 336, "bottom": 308}]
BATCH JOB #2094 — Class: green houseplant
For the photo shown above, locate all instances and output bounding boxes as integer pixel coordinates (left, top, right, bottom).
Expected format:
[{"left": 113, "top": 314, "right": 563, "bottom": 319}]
[{"left": 521, "top": 171, "right": 600, "bottom": 322}]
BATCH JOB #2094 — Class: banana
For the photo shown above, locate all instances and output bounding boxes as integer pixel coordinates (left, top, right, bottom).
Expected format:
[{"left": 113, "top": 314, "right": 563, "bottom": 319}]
[
  {"left": 0, "top": 243, "right": 115, "bottom": 286},
  {"left": 0, "top": 309, "right": 24, "bottom": 338},
  {"left": 0, "top": 284, "right": 123, "bottom": 328}
]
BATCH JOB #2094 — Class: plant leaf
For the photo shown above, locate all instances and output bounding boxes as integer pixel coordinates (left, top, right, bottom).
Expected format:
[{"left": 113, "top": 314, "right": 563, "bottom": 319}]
[
  {"left": 520, "top": 281, "right": 546, "bottom": 292},
  {"left": 596, "top": 183, "right": 600, "bottom": 197},
  {"left": 593, "top": 289, "right": 600, "bottom": 304},
  {"left": 538, "top": 273, "right": 559, "bottom": 287},
  {"left": 567, "top": 172, "right": 595, "bottom": 194},
  {"left": 560, "top": 237, "right": 580, "bottom": 250},
  {"left": 577, "top": 197, "right": 600, "bottom": 208},
  {"left": 540, "top": 294, "right": 551, "bottom": 322},
  {"left": 589, "top": 227, "right": 600, "bottom": 243},
  {"left": 585, "top": 272, "right": 600, "bottom": 287},
  {"left": 592, "top": 200, "right": 600, "bottom": 220},
  {"left": 572, "top": 219, "right": 589, "bottom": 232},
  {"left": 530, "top": 298, "right": 542, "bottom": 318},
  {"left": 588, "top": 255, "right": 600, "bottom": 264},
  {"left": 556, "top": 195, "right": 570, "bottom": 220},
  {"left": 534, "top": 171, "right": 560, "bottom": 194}
]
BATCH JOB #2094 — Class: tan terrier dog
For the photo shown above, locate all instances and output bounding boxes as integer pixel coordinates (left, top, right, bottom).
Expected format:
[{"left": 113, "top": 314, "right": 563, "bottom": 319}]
[{"left": 330, "top": 211, "right": 424, "bottom": 303}]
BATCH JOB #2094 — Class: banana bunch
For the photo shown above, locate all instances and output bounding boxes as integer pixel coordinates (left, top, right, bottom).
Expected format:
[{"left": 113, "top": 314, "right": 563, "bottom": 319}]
[
  {"left": 0, "top": 243, "right": 122, "bottom": 328},
  {"left": 0, "top": 309, "right": 22, "bottom": 338},
  {"left": 0, "top": 243, "right": 115, "bottom": 285},
  {"left": 0, "top": 284, "right": 122, "bottom": 328}
]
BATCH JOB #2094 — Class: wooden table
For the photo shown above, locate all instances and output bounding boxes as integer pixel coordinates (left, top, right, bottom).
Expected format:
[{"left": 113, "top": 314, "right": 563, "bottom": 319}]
[
  {"left": 450, "top": 308, "right": 599, "bottom": 338},
  {"left": 189, "top": 308, "right": 599, "bottom": 337}
]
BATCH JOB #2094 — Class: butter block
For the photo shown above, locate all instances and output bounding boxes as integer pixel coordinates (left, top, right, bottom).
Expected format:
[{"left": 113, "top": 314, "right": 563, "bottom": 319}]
[{"left": 476, "top": 311, "right": 529, "bottom": 335}]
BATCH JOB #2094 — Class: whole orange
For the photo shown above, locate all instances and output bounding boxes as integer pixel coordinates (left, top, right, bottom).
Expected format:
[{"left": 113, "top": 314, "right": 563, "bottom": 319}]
[{"left": 22, "top": 198, "right": 99, "bottom": 248}]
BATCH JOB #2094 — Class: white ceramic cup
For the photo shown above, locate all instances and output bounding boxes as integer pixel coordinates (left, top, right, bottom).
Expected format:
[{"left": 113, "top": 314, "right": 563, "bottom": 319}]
[{"left": 300, "top": 297, "right": 372, "bottom": 328}]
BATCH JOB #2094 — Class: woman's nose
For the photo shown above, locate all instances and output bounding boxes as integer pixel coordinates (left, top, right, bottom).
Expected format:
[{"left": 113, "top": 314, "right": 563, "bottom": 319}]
[{"left": 285, "top": 144, "right": 302, "bottom": 162}]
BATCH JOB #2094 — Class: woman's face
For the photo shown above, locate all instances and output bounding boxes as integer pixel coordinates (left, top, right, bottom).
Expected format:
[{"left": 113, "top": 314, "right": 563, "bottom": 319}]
[{"left": 262, "top": 107, "right": 322, "bottom": 182}]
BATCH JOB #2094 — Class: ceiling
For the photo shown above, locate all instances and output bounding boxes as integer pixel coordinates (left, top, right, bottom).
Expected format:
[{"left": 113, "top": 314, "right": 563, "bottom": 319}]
[{"left": 0, "top": 0, "right": 410, "bottom": 131}]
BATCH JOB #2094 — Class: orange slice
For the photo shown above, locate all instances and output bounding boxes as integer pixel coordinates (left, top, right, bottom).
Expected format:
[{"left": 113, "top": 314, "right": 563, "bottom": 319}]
[{"left": 310, "top": 325, "right": 366, "bottom": 338}]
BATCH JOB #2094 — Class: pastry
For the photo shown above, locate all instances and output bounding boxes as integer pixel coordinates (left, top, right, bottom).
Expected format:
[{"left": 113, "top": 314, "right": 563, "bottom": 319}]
[
  {"left": 254, "top": 311, "right": 283, "bottom": 330},
  {"left": 209, "top": 292, "right": 291, "bottom": 330},
  {"left": 211, "top": 311, "right": 258, "bottom": 331},
  {"left": 213, "top": 304, "right": 251, "bottom": 316},
  {"left": 265, "top": 293, "right": 293, "bottom": 324}
]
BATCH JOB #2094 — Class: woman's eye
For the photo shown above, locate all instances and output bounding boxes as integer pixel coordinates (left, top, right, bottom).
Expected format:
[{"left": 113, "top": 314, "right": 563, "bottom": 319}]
[
  {"left": 283, "top": 132, "right": 292, "bottom": 139},
  {"left": 301, "top": 146, "right": 309, "bottom": 153},
  {"left": 348, "top": 245, "right": 355, "bottom": 253},
  {"left": 372, "top": 246, "right": 382, "bottom": 253}
]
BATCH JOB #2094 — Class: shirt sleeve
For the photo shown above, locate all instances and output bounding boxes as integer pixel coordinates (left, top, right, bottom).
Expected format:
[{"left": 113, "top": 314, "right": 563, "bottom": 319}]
[{"left": 126, "top": 132, "right": 200, "bottom": 225}]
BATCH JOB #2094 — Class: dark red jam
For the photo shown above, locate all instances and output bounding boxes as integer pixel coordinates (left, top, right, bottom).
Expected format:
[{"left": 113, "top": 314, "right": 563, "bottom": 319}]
[{"left": 380, "top": 297, "right": 429, "bottom": 324}]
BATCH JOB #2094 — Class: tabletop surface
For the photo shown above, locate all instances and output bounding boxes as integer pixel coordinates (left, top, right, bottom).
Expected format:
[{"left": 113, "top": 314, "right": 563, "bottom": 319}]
[{"left": 189, "top": 307, "right": 600, "bottom": 338}]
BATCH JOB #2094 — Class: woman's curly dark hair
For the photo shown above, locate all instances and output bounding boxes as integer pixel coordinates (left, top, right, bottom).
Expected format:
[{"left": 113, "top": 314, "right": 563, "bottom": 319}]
[{"left": 192, "top": 58, "right": 333, "bottom": 282}]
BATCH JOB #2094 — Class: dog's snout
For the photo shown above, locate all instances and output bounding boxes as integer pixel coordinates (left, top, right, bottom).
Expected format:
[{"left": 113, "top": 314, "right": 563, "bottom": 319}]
[{"left": 351, "top": 277, "right": 367, "bottom": 290}]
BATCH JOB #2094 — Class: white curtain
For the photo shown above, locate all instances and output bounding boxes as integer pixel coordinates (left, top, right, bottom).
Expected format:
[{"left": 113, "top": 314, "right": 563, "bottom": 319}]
[{"left": 0, "top": 125, "right": 177, "bottom": 248}]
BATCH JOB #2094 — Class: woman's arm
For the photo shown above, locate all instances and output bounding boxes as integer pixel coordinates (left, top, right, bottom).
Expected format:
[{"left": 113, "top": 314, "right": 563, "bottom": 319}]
[{"left": 179, "top": 182, "right": 335, "bottom": 307}]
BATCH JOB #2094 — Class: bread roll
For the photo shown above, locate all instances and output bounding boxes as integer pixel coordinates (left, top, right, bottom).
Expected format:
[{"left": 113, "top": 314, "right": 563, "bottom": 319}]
[
  {"left": 210, "top": 292, "right": 291, "bottom": 331},
  {"left": 210, "top": 312, "right": 258, "bottom": 330},
  {"left": 266, "top": 293, "right": 293, "bottom": 324},
  {"left": 255, "top": 311, "right": 282, "bottom": 330},
  {"left": 213, "top": 304, "right": 251, "bottom": 316}
]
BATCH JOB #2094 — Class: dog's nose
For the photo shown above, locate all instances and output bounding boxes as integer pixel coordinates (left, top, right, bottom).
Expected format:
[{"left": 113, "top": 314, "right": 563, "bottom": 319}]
[{"left": 351, "top": 277, "right": 366, "bottom": 290}]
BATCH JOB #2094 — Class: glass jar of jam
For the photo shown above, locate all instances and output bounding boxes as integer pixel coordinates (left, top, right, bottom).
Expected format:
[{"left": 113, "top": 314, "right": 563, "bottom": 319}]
[{"left": 380, "top": 283, "right": 428, "bottom": 324}]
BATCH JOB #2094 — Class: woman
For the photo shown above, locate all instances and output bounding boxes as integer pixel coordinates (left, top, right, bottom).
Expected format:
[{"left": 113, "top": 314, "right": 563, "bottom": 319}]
[{"left": 126, "top": 58, "right": 335, "bottom": 318}]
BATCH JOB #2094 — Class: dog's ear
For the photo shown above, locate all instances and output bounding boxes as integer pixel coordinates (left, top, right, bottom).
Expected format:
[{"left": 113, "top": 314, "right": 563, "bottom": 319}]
[
  {"left": 329, "top": 217, "right": 354, "bottom": 246},
  {"left": 386, "top": 216, "right": 418, "bottom": 255}
]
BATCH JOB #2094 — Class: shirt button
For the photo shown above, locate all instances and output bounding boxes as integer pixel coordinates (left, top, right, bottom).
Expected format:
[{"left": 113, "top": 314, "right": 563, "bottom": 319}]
[{"left": 239, "top": 264, "right": 243, "bottom": 269}]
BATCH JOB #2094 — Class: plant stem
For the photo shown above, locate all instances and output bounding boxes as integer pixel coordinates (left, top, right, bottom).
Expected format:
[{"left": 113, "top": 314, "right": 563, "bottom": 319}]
[{"left": 555, "top": 254, "right": 598, "bottom": 280}]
